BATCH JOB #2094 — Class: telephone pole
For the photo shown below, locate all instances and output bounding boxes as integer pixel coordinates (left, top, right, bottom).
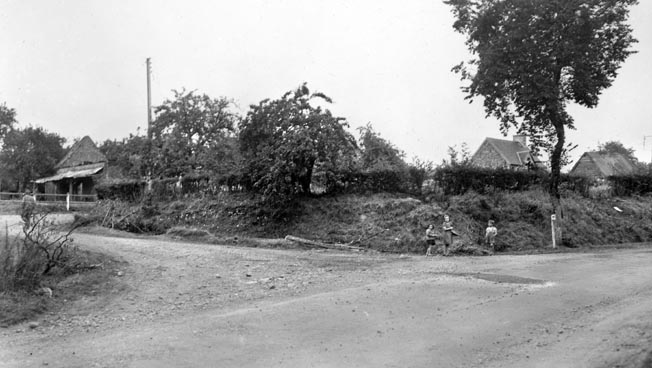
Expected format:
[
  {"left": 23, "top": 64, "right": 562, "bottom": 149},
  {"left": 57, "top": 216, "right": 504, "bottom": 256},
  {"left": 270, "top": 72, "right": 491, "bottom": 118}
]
[
  {"left": 146, "top": 57, "right": 152, "bottom": 139},
  {"left": 644, "top": 135, "right": 652, "bottom": 163}
]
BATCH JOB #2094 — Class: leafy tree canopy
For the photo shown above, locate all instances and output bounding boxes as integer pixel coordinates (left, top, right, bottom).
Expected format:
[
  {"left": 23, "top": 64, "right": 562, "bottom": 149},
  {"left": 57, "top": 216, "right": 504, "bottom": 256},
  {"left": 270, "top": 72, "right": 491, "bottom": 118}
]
[
  {"left": 0, "top": 126, "right": 66, "bottom": 191},
  {"left": 99, "top": 132, "right": 149, "bottom": 179},
  {"left": 150, "top": 89, "right": 239, "bottom": 177},
  {"left": 0, "top": 103, "right": 17, "bottom": 143},
  {"left": 445, "top": 0, "right": 638, "bottom": 206},
  {"left": 239, "top": 83, "right": 356, "bottom": 203},
  {"left": 596, "top": 140, "right": 638, "bottom": 163},
  {"left": 357, "top": 123, "right": 407, "bottom": 172}
]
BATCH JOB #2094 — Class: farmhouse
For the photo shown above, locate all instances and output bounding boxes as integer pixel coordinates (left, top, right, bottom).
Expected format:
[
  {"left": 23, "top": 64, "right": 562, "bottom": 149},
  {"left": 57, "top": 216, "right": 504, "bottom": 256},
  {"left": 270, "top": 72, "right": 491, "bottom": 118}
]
[
  {"left": 34, "top": 136, "right": 107, "bottom": 197},
  {"left": 569, "top": 151, "right": 637, "bottom": 178},
  {"left": 471, "top": 135, "right": 544, "bottom": 170}
]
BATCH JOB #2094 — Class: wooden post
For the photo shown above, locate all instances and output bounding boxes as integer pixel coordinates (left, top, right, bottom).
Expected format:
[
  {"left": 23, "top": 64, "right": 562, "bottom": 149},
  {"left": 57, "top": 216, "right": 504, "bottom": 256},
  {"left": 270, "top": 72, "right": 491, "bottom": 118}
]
[{"left": 551, "top": 214, "right": 557, "bottom": 249}]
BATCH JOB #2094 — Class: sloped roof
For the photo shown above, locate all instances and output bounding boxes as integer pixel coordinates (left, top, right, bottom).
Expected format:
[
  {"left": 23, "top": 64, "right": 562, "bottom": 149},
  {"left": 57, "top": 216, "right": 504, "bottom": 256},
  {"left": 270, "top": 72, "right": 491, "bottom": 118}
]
[
  {"left": 35, "top": 165, "right": 104, "bottom": 184},
  {"left": 571, "top": 152, "right": 637, "bottom": 176},
  {"left": 55, "top": 136, "right": 107, "bottom": 170},
  {"left": 483, "top": 138, "right": 540, "bottom": 166}
]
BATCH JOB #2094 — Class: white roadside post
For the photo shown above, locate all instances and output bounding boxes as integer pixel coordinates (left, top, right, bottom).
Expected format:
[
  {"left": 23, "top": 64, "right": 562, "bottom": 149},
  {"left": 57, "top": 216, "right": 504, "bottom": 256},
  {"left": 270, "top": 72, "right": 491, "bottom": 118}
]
[
  {"left": 66, "top": 193, "right": 70, "bottom": 211},
  {"left": 551, "top": 214, "right": 557, "bottom": 249}
]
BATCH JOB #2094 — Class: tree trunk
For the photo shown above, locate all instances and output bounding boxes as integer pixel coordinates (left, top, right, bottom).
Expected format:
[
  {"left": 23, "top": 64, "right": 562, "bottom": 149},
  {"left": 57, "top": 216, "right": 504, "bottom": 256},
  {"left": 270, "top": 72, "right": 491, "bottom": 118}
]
[
  {"left": 299, "top": 160, "right": 315, "bottom": 194},
  {"left": 549, "top": 119, "right": 565, "bottom": 247}
]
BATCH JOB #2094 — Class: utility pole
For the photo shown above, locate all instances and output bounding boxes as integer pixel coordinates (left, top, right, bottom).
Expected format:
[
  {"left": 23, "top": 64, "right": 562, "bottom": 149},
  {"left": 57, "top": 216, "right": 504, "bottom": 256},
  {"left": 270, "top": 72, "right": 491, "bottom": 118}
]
[
  {"left": 644, "top": 135, "right": 652, "bottom": 163},
  {"left": 146, "top": 57, "right": 152, "bottom": 139}
]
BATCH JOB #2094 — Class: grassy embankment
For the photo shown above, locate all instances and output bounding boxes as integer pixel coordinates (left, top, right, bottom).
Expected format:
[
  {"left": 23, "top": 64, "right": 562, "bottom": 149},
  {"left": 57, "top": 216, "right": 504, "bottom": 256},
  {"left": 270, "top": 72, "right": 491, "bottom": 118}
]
[{"left": 92, "top": 189, "right": 652, "bottom": 254}]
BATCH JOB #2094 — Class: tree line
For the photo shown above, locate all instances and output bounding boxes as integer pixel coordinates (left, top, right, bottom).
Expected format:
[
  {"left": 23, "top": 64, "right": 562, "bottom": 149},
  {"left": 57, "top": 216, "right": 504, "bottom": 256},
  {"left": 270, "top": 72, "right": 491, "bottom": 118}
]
[{"left": 0, "top": 84, "right": 430, "bottom": 205}]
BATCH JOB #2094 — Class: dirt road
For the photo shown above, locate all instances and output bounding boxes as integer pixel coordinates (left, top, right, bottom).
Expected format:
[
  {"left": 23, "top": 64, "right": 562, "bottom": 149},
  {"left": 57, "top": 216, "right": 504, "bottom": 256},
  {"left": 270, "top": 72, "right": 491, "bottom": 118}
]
[{"left": 1, "top": 225, "right": 651, "bottom": 367}]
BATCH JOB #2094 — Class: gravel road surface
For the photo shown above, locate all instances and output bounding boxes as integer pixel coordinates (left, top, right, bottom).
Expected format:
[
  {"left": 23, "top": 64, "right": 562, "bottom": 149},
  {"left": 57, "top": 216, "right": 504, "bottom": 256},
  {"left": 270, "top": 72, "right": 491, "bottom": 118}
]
[{"left": 1, "top": 218, "right": 651, "bottom": 367}]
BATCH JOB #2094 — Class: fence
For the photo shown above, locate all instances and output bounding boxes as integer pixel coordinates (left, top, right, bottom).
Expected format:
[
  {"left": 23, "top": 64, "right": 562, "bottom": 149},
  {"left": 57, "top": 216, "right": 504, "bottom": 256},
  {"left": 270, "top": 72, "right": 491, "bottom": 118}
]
[{"left": 0, "top": 192, "right": 97, "bottom": 210}]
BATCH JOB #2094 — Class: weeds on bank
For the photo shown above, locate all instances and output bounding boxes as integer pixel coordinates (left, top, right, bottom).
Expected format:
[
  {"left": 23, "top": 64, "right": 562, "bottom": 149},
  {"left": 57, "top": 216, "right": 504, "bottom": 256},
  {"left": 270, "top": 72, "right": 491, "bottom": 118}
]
[{"left": 0, "top": 210, "right": 91, "bottom": 326}]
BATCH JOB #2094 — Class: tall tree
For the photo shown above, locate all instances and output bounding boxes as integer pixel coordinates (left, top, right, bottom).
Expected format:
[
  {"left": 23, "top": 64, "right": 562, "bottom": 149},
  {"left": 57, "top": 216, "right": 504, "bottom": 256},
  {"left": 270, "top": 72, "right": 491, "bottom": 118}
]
[
  {"left": 150, "top": 89, "right": 239, "bottom": 177},
  {"left": 445, "top": 0, "right": 638, "bottom": 242},
  {"left": 0, "top": 103, "right": 17, "bottom": 144},
  {"left": 596, "top": 140, "right": 638, "bottom": 163},
  {"left": 239, "top": 83, "right": 356, "bottom": 203},
  {"left": 0, "top": 126, "right": 66, "bottom": 191}
]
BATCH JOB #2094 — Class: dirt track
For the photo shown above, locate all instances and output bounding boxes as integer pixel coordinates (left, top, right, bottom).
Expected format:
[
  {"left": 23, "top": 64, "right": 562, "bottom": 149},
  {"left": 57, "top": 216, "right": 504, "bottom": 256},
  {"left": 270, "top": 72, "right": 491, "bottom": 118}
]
[{"left": 1, "top": 221, "right": 652, "bottom": 367}]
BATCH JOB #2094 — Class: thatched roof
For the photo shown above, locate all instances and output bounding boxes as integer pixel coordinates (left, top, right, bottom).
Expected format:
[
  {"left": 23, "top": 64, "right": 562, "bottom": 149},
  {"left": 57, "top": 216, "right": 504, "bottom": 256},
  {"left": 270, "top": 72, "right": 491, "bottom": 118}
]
[
  {"left": 55, "top": 136, "right": 107, "bottom": 170},
  {"left": 570, "top": 152, "right": 637, "bottom": 177}
]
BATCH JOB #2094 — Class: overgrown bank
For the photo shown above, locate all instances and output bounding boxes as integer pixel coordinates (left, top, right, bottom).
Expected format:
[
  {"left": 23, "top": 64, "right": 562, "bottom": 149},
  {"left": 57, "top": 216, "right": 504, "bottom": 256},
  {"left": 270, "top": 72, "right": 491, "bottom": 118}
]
[{"left": 89, "top": 190, "right": 652, "bottom": 254}]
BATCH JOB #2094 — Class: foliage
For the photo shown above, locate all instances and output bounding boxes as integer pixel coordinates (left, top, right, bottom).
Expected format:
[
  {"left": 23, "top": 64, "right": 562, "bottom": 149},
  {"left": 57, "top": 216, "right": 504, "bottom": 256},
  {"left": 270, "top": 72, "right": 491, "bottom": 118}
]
[
  {"left": 239, "top": 83, "right": 357, "bottom": 205},
  {"left": 596, "top": 140, "right": 638, "bottom": 163},
  {"left": 608, "top": 174, "right": 652, "bottom": 196},
  {"left": 98, "top": 132, "right": 149, "bottom": 179},
  {"left": 407, "top": 157, "right": 434, "bottom": 194},
  {"left": 96, "top": 179, "right": 144, "bottom": 202},
  {"left": 357, "top": 123, "right": 407, "bottom": 172},
  {"left": 0, "top": 126, "right": 66, "bottom": 191},
  {"left": 442, "top": 142, "right": 472, "bottom": 167},
  {"left": 445, "top": 0, "right": 638, "bottom": 211},
  {"left": 0, "top": 102, "right": 17, "bottom": 143},
  {"left": 334, "top": 170, "right": 411, "bottom": 194},
  {"left": 1, "top": 211, "right": 79, "bottom": 292},
  {"left": 433, "top": 166, "right": 548, "bottom": 195},
  {"left": 150, "top": 89, "right": 240, "bottom": 178}
]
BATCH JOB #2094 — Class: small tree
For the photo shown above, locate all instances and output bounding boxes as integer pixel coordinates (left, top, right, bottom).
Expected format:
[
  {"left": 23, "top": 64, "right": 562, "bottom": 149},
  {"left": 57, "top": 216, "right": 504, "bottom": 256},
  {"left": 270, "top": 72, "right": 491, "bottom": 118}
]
[
  {"left": 357, "top": 123, "right": 407, "bottom": 172},
  {"left": 239, "top": 83, "right": 356, "bottom": 204},
  {"left": 150, "top": 89, "right": 239, "bottom": 177},
  {"left": 445, "top": 0, "right": 638, "bottom": 243},
  {"left": 1, "top": 211, "right": 80, "bottom": 291},
  {"left": 0, "top": 126, "right": 66, "bottom": 191},
  {"left": 407, "top": 157, "right": 434, "bottom": 194}
]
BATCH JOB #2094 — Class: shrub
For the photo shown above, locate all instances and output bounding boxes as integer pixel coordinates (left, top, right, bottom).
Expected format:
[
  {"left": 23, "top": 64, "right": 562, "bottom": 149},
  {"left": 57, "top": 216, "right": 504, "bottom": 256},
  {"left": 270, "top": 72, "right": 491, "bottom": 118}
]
[
  {"left": 96, "top": 179, "right": 144, "bottom": 202},
  {"left": 333, "top": 169, "right": 411, "bottom": 194},
  {"left": 608, "top": 174, "right": 652, "bottom": 196},
  {"left": 433, "top": 166, "right": 547, "bottom": 195},
  {"left": 1, "top": 211, "right": 79, "bottom": 292}
]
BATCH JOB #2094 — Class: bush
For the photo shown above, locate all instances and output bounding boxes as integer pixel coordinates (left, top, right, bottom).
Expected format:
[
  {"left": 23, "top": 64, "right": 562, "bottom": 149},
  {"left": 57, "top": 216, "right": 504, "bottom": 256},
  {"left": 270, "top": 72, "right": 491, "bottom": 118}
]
[
  {"left": 1, "top": 211, "right": 79, "bottom": 292},
  {"left": 608, "top": 174, "right": 652, "bottom": 196},
  {"left": 96, "top": 179, "right": 144, "bottom": 202},
  {"left": 433, "top": 166, "right": 547, "bottom": 195},
  {"left": 332, "top": 169, "right": 411, "bottom": 194}
]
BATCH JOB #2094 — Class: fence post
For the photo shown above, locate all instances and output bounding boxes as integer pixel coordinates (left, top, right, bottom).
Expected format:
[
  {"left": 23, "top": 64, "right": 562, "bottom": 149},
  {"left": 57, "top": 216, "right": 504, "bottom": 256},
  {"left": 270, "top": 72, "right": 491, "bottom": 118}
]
[
  {"left": 550, "top": 214, "right": 557, "bottom": 249},
  {"left": 66, "top": 193, "right": 70, "bottom": 211}
]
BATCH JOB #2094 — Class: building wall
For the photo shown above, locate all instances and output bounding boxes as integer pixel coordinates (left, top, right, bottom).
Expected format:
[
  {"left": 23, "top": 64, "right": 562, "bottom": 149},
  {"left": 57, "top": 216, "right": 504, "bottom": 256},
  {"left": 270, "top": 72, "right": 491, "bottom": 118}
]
[{"left": 472, "top": 142, "right": 507, "bottom": 169}]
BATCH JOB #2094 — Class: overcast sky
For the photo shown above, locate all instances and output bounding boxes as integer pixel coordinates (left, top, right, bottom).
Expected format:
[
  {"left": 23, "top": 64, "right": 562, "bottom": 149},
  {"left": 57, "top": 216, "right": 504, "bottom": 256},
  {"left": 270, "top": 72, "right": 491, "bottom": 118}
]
[{"left": 1, "top": 0, "right": 651, "bottom": 169}]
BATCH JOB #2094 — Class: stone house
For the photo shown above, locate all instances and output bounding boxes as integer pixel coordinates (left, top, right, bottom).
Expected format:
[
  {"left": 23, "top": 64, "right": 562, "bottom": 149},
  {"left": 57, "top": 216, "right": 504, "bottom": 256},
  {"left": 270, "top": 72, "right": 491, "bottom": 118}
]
[
  {"left": 569, "top": 152, "right": 636, "bottom": 178},
  {"left": 471, "top": 135, "right": 544, "bottom": 170},
  {"left": 34, "top": 136, "right": 108, "bottom": 196}
]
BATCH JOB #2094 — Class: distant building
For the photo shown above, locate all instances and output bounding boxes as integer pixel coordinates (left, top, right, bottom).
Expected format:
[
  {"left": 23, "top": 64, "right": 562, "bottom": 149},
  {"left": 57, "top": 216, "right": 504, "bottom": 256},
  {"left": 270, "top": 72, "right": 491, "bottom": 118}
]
[
  {"left": 35, "top": 136, "right": 107, "bottom": 196},
  {"left": 569, "top": 151, "right": 636, "bottom": 178},
  {"left": 471, "top": 135, "right": 544, "bottom": 170}
]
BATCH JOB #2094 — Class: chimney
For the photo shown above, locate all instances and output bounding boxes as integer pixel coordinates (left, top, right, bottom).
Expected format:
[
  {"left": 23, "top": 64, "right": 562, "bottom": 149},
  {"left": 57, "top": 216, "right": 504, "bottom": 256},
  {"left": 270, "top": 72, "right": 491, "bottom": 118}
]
[{"left": 513, "top": 135, "right": 527, "bottom": 147}]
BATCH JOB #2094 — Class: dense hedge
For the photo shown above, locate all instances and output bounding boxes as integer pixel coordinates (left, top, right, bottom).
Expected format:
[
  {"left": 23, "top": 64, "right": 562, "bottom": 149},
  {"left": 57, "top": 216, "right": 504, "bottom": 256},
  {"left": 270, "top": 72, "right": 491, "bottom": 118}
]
[
  {"left": 333, "top": 170, "right": 410, "bottom": 194},
  {"left": 97, "top": 174, "right": 248, "bottom": 202},
  {"left": 608, "top": 175, "right": 652, "bottom": 196},
  {"left": 432, "top": 166, "right": 548, "bottom": 195},
  {"left": 96, "top": 180, "right": 144, "bottom": 201}
]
